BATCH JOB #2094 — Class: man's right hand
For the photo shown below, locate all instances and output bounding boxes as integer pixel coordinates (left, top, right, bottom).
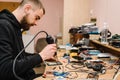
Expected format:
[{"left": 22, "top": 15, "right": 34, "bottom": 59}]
[{"left": 39, "top": 44, "right": 57, "bottom": 61}]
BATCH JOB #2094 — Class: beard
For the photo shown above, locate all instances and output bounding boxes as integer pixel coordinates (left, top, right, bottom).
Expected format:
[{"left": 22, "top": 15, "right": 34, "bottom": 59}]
[{"left": 20, "top": 14, "right": 34, "bottom": 31}]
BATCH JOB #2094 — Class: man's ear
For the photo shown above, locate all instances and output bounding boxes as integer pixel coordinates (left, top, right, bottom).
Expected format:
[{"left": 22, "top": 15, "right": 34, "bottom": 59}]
[{"left": 23, "top": 4, "right": 32, "bottom": 14}]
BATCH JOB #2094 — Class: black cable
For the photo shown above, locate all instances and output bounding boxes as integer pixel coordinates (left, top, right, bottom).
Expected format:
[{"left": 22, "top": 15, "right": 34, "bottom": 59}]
[
  {"left": 66, "top": 72, "right": 78, "bottom": 79},
  {"left": 65, "top": 63, "right": 76, "bottom": 70},
  {"left": 113, "top": 58, "right": 120, "bottom": 79},
  {"left": 65, "top": 63, "right": 84, "bottom": 70},
  {"left": 13, "top": 31, "right": 49, "bottom": 80},
  {"left": 71, "top": 64, "right": 84, "bottom": 69}
]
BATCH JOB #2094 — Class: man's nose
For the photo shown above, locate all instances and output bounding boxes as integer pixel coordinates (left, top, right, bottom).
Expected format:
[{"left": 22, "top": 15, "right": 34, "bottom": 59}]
[{"left": 34, "top": 21, "right": 39, "bottom": 26}]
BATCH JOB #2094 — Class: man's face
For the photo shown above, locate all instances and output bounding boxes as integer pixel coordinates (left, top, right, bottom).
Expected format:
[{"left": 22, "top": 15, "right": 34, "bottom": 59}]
[
  {"left": 20, "top": 14, "right": 31, "bottom": 31},
  {"left": 21, "top": 9, "right": 44, "bottom": 31}
]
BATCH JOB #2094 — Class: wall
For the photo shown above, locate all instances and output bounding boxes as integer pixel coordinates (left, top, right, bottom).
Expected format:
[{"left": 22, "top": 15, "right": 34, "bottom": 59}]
[
  {"left": 0, "top": 0, "right": 21, "bottom": 2},
  {"left": 0, "top": 2, "right": 20, "bottom": 12},
  {"left": 63, "top": 0, "right": 90, "bottom": 44},
  {"left": 90, "top": 0, "right": 120, "bottom": 35},
  {"left": 22, "top": 35, "right": 34, "bottom": 53}
]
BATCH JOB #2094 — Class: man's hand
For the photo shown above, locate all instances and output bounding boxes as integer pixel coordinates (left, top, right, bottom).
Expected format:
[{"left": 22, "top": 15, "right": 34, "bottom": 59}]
[{"left": 39, "top": 44, "right": 57, "bottom": 61}]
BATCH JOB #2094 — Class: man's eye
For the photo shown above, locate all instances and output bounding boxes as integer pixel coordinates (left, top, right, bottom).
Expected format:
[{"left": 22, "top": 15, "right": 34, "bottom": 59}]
[{"left": 36, "top": 16, "right": 40, "bottom": 20}]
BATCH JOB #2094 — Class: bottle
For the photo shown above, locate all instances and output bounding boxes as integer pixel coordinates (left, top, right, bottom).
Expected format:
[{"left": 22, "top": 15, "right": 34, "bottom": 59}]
[
  {"left": 101, "top": 22, "right": 108, "bottom": 44},
  {"left": 65, "top": 43, "right": 71, "bottom": 64}
]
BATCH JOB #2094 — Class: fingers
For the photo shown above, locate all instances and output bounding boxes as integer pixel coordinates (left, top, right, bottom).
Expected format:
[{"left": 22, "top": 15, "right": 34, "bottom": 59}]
[
  {"left": 39, "top": 44, "right": 57, "bottom": 60},
  {"left": 48, "top": 44, "right": 57, "bottom": 51}
]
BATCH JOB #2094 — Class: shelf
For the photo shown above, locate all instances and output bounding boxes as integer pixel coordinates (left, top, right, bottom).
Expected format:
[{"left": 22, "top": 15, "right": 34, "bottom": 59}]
[{"left": 90, "top": 40, "right": 120, "bottom": 56}]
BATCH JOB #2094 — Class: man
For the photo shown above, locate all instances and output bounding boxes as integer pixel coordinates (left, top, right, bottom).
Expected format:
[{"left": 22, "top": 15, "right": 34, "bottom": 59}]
[{"left": 0, "top": 0, "right": 56, "bottom": 80}]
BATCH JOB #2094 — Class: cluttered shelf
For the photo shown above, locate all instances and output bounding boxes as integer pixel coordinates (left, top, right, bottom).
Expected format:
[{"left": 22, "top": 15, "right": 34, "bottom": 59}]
[{"left": 90, "top": 40, "right": 120, "bottom": 56}]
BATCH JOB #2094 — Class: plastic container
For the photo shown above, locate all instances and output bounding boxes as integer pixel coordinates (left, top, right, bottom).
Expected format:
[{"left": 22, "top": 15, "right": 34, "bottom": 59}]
[{"left": 100, "top": 23, "right": 108, "bottom": 44}]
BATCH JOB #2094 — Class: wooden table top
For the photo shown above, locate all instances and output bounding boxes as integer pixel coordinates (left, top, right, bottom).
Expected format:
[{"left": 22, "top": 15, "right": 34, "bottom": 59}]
[{"left": 34, "top": 49, "right": 120, "bottom": 80}]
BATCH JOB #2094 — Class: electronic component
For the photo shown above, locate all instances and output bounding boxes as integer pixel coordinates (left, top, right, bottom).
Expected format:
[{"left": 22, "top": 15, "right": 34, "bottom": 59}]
[
  {"left": 85, "top": 61, "right": 106, "bottom": 74},
  {"left": 45, "top": 61, "right": 62, "bottom": 66},
  {"left": 87, "top": 72, "right": 99, "bottom": 79}
]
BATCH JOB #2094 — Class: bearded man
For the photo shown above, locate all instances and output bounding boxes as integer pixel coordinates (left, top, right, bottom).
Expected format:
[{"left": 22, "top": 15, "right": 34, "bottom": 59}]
[{"left": 0, "top": 0, "right": 56, "bottom": 80}]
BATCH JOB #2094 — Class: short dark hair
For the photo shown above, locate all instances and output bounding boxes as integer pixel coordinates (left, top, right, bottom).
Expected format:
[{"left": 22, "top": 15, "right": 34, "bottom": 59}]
[{"left": 20, "top": 0, "right": 45, "bottom": 14}]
